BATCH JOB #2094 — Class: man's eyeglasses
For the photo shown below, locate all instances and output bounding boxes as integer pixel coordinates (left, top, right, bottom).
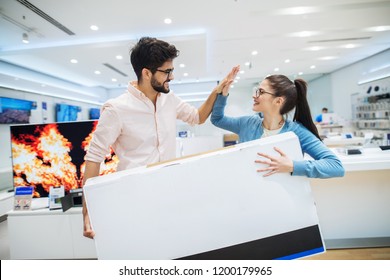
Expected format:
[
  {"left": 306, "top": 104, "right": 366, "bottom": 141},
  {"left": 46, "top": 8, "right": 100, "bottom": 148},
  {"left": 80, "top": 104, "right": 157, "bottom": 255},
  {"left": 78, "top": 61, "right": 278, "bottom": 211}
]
[
  {"left": 255, "top": 88, "right": 275, "bottom": 98},
  {"left": 155, "top": 68, "right": 174, "bottom": 77}
]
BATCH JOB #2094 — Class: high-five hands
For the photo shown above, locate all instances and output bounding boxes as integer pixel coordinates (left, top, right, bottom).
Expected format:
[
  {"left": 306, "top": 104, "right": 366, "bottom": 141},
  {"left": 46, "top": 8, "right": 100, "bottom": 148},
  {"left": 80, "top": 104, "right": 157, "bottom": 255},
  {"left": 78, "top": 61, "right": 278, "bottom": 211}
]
[
  {"left": 216, "top": 65, "right": 240, "bottom": 96},
  {"left": 255, "top": 147, "right": 294, "bottom": 177}
]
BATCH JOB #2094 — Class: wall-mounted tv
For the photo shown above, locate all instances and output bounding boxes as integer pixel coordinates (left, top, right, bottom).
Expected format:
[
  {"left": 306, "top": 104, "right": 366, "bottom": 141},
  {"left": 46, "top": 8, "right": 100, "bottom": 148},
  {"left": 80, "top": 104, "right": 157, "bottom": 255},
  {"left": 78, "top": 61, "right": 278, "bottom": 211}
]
[
  {"left": 0, "top": 97, "right": 37, "bottom": 124},
  {"left": 89, "top": 108, "right": 100, "bottom": 120},
  {"left": 56, "top": 103, "right": 81, "bottom": 122},
  {"left": 10, "top": 120, "right": 117, "bottom": 198}
]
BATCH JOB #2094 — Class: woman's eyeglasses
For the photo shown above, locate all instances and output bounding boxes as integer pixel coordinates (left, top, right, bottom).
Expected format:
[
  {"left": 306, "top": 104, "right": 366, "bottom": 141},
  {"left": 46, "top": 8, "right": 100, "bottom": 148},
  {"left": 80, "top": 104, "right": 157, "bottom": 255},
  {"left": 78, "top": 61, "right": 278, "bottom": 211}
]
[{"left": 255, "top": 88, "right": 275, "bottom": 98}]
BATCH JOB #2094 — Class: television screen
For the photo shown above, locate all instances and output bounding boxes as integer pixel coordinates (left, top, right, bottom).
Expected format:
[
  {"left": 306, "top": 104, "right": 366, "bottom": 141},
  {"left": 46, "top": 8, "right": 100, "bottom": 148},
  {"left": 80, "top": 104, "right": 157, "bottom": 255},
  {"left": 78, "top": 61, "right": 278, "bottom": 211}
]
[
  {"left": 56, "top": 104, "right": 81, "bottom": 122},
  {"left": 10, "top": 121, "right": 117, "bottom": 198},
  {"left": 0, "top": 97, "right": 37, "bottom": 124},
  {"left": 89, "top": 108, "right": 100, "bottom": 120}
]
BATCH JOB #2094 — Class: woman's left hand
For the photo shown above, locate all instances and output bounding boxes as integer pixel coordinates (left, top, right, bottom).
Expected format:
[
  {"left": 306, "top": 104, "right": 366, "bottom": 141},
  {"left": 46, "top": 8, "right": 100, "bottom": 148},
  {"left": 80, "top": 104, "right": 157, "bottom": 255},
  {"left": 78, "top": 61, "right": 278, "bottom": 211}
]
[{"left": 255, "top": 147, "right": 294, "bottom": 177}]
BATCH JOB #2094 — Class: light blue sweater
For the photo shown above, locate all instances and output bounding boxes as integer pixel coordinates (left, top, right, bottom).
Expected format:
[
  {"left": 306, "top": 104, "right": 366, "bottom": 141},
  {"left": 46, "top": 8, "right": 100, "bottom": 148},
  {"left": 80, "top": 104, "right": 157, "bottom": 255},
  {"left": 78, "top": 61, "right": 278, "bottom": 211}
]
[{"left": 211, "top": 95, "right": 345, "bottom": 178}]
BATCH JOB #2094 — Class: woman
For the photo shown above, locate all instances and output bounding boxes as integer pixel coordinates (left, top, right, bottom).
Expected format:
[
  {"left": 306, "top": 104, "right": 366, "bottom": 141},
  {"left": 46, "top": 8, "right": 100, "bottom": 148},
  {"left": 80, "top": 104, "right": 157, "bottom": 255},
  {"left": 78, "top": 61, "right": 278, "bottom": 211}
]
[{"left": 211, "top": 74, "right": 344, "bottom": 178}]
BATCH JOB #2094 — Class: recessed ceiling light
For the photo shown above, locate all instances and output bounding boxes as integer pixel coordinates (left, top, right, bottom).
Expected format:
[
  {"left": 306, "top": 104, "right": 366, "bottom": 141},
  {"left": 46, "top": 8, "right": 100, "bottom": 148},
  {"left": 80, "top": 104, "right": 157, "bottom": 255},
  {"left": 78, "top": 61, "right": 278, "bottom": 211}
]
[
  {"left": 164, "top": 18, "right": 172, "bottom": 24},
  {"left": 112, "top": 78, "right": 117, "bottom": 82},
  {"left": 240, "top": 70, "right": 245, "bottom": 74},
  {"left": 289, "top": 30, "right": 320, "bottom": 37},
  {"left": 284, "top": 59, "right": 291, "bottom": 63},
  {"left": 306, "top": 46, "right": 324, "bottom": 51},
  {"left": 70, "top": 59, "right": 78, "bottom": 64},
  {"left": 318, "top": 56, "right": 337, "bottom": 60},
  {"left": 90, "top": 25, "right": 99, "bottom": 31},
  {"left": 344, "top": 44, "right": 357, "bottom": 49},
  {"left": 94, "top": 70, "right": 101, "bottom": 75},
  {"left": 274, "top": 67, "right": 280, "bottom": 72},
  {"left": 116, "top": 55, "right": 123, "bottom": 60},
  {"left": 364, "top": 26, "right": 390, "bottom": 32},
  {"left": 236, "top": 76, "right": 241, "bottom": 80},
  {"left": 310, "top": 65, "right": 316, "bottom": 69},
  {"left": 183, "top": 73, "right": 189, "bottom": 77},
  {"left": 244, "top": 62, "right": 251, "bottom": 66},
  {"left": 179, "top": 63, "right": 185, "bottom": 68},
  {"left": 276, "top": 6, "right": 320, "bottom": 15},
  {"left": 298, "top": 72, "right": 303, "bottom": 75},
  {"left": 251, "top": 50, "right": 258, "bottom": 56}
]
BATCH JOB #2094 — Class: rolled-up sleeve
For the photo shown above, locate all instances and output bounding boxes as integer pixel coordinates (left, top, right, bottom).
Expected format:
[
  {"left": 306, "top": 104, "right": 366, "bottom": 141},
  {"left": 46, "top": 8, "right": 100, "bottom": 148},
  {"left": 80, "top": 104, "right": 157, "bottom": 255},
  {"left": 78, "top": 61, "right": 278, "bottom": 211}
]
[
  {"left": 175, "top": 95, "right": 199, "bottom": 126},
  {"left": 85, "top": 104, "right": 121, "bottom": 163}
]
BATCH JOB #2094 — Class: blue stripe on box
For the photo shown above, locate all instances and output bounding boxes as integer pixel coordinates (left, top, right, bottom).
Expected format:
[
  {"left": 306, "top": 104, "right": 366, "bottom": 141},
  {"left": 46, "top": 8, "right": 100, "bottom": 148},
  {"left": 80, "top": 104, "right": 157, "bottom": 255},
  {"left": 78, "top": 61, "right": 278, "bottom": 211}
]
[
  {"left": 178, "top": 225, "right": 323, "bottom": 260},
  {"left": 274, "top": 247, "right": 325, "bottom": 260}
]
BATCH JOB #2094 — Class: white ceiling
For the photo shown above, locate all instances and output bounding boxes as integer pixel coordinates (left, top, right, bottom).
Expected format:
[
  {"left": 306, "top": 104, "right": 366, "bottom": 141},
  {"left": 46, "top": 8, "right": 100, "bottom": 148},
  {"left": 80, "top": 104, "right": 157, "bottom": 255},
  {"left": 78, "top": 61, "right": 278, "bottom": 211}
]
[{"left": 0, "top": 0, "right": 390, "bottom": 100}]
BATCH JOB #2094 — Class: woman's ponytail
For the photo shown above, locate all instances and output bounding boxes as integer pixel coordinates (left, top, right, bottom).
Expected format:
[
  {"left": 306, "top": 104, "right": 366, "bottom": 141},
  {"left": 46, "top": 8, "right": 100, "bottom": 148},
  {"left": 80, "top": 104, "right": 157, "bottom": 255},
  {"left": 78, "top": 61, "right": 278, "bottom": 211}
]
[{"left": 293, "top": 79, "right": 321, "bottom": 140}]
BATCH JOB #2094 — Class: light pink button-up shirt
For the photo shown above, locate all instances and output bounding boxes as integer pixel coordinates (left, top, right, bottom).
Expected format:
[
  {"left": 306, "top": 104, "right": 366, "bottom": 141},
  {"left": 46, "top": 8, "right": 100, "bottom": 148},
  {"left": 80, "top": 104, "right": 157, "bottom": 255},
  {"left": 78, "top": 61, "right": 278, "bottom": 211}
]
[{"left": 85, "top": 83, "right": 200, "bottom": 171}]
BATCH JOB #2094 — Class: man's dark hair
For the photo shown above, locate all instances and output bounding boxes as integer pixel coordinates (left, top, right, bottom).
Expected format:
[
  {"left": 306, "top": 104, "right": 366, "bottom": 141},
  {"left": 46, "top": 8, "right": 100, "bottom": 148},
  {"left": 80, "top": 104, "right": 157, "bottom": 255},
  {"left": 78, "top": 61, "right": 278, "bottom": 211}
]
[{"left": 130, "top": 37, "right": 179, "bottom": 80}]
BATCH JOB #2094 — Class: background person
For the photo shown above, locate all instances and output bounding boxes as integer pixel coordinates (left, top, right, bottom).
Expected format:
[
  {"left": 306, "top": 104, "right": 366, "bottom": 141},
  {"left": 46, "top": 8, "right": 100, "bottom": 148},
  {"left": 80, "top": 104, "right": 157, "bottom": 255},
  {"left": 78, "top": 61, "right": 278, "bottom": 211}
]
[{"left": 315, "top": 107, "right": 328, "bottom": 124}]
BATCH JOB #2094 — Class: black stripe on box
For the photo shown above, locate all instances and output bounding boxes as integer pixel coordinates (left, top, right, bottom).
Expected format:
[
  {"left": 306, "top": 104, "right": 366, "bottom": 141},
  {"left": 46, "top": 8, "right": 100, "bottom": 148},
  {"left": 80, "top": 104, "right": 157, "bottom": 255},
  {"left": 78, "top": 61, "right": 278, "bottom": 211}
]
[{"left": 177, "top": 225, "right": 324, "bottom": 260}]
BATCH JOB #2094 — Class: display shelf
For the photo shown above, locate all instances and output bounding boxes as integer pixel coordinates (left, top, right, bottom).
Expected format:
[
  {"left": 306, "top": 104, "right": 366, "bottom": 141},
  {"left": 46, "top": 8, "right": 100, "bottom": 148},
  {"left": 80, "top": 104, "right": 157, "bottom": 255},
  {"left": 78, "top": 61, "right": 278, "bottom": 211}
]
[{"left": 351, "top": 79, "right": 390, "bottom": 145}]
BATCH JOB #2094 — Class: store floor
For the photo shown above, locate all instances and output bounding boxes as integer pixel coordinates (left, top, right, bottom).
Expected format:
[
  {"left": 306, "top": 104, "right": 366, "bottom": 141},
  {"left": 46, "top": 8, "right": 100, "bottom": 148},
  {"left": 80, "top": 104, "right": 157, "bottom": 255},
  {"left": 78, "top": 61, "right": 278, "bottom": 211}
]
[{"left": 0, "top": 218, "right": 389, "bottom": 260}]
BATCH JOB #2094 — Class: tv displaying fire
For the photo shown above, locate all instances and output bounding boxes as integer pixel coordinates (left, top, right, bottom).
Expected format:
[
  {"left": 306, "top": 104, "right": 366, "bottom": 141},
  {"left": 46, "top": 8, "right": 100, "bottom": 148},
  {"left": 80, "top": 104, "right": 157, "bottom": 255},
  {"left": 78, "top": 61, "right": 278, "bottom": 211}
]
[{"left": 10, "top": 120, "right": 117, "bottom": 198}]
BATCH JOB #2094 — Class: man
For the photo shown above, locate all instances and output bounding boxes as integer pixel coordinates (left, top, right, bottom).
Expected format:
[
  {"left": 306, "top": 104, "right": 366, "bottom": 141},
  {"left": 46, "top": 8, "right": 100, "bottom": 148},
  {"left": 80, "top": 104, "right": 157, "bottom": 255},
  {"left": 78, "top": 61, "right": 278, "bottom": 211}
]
[
  {"left": 82, "top": 37, "right": 239, "bottom": 238},
  {"left": 315, "top": 107, "right": 328, "bottom": 124}
]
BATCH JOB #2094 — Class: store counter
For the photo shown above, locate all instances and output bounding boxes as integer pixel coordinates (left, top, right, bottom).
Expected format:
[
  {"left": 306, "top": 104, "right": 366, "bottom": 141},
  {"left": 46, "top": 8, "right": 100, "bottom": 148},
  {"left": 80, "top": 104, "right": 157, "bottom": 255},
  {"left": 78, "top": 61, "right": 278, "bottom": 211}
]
[
  {"left": 7, "top": 206, "right": 97, "bottom": 259},
  {"left": 309, "top": 147, "right": 390, "bottom": 248}
]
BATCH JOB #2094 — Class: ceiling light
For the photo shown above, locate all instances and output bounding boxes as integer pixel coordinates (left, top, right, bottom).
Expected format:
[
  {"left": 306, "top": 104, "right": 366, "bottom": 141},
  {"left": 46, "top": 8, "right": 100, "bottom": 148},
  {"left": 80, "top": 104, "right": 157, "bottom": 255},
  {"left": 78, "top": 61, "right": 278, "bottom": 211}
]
[
  {"left": 298, "top": 72, "right": 303, "bottom": 75},
  {"left": 244, "top": 62, "right": 251, "bottom": 66},
  {"left": 306, "top": 46, "right": 324, "bottom": 51},
  {"left": 22, "top": 33, "right": 29, "bottom": 43},
  {"left": 90, "top": 25, "right": 99, "bottom": 31},
  {"left": 318, "top": 56, "right": 337, "bottom": 60},
  {"left": 274, "top": 67, "right": 280, "bottom": 72},
  {"left": 364, "top": 26, "right": 390, "bottom": 32},
  {"left": 116, "top": 55, "right": 123, "bottom": 60},
  {"left": 94, "top": 70, "right": 101, "bottom": 75},
  {"left": 285, "top": 59, "right": 290, "bottom": 63},
  {"left": 112, "top": 78, "right": 117, "bottom": 82},
  {"left": 240, "top": 70, "right": 245, "bottom": 74},
  {"left": 70, "top": 59, "right": 78, "bottom": 64},
  {"left": 183, "top": 73, "right": 188, "bottom": 77},
  {"left": 310, "top": 65, "right": 316, "bottom": 69},
  {"left": 251, "top": 50, "right": 258, "bottom": 56},
  {"left": 179, "top": 63, "right": 185, "bottom": 68},
  {"left": 164, "top": 18, "right": 172, "bottom": 24},
  {"left": 289, "top": 31, "right": 320, "bottom": 37},
  {"left": 344, "top": 44, "right": 357, "bottom": 49},
  {"left": 276, "top": 6, "right": 320, "bottom": 15}
]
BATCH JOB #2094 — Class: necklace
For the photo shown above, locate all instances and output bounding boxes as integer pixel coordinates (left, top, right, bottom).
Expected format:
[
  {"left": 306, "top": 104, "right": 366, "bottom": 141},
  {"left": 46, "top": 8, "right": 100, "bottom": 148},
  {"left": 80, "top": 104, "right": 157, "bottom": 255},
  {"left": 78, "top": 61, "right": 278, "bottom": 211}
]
[{"left": 261, "top": 119, "right": 285, "bottom": 138}]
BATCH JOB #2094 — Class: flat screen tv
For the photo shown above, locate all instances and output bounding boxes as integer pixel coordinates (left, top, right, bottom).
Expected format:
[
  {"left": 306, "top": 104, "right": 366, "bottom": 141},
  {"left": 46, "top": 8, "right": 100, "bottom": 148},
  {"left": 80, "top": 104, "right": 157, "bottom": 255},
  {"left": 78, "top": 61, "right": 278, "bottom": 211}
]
[
  {"left": 56, "top": 103, "right": 81, "bottom": 122},
  {"left": 89, "top": 108, "right": 100, "bottom": 120},
  {"left": 10, "top": 120, "right": 117, "bottom": 198},
  {"left": 0, "top": 97, "right": 37, "bottom": 124}
]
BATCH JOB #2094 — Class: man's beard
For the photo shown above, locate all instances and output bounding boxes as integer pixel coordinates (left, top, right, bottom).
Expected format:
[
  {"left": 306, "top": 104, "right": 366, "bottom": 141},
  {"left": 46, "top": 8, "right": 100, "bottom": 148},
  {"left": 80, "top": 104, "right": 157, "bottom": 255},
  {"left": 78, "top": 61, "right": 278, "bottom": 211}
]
[{"left": 151, "top": 76, "right": 170, "bottom": 94}]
